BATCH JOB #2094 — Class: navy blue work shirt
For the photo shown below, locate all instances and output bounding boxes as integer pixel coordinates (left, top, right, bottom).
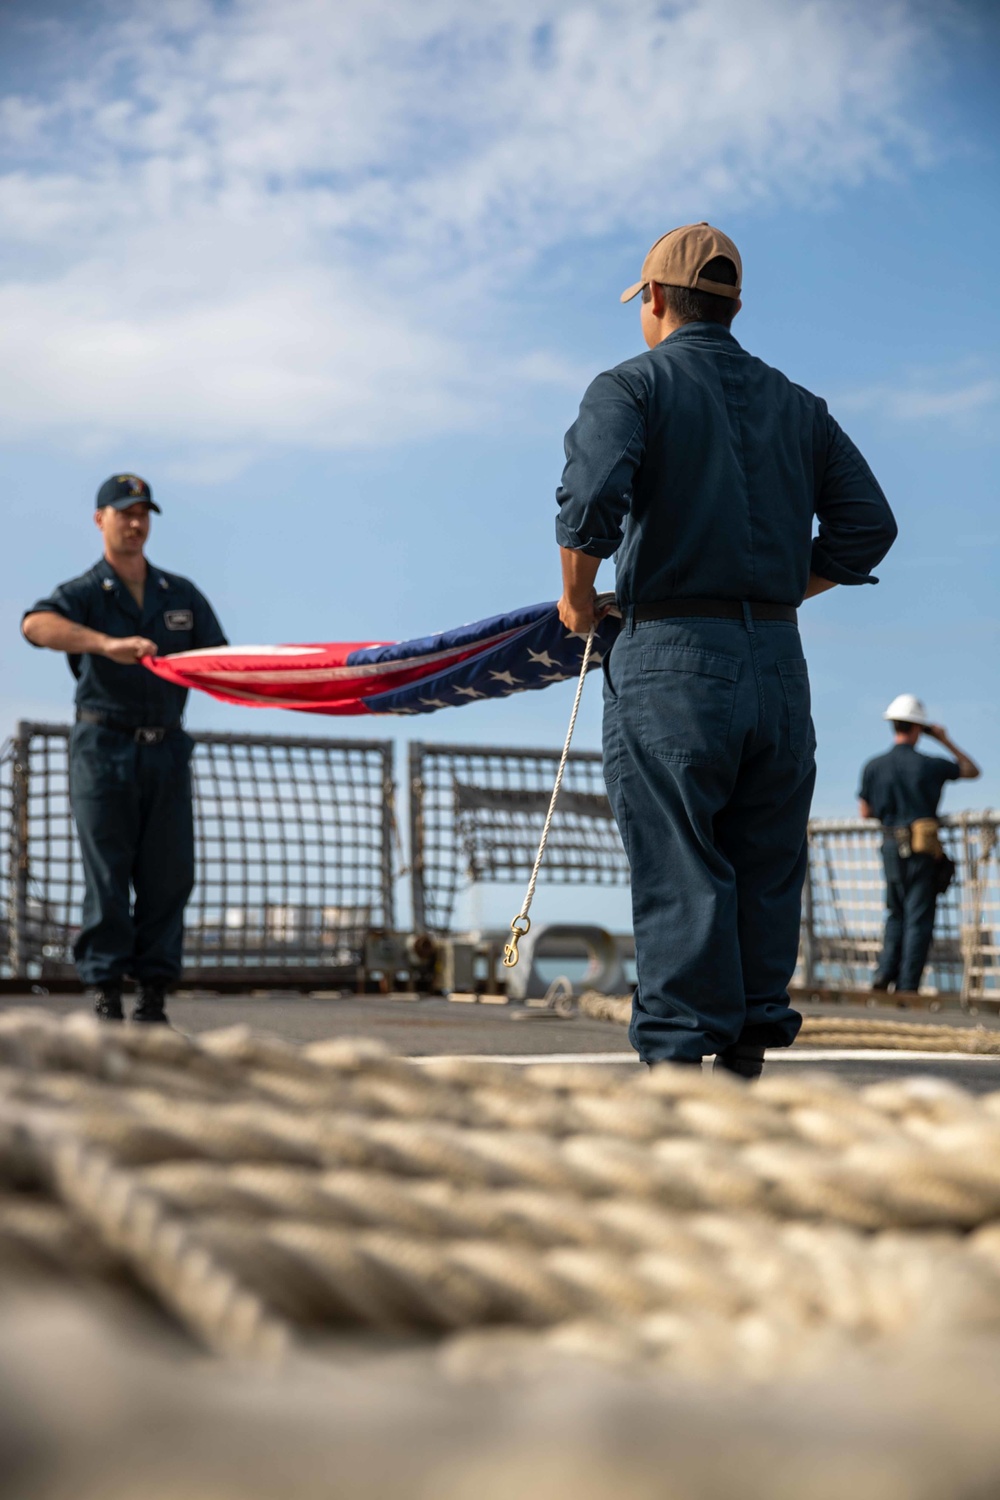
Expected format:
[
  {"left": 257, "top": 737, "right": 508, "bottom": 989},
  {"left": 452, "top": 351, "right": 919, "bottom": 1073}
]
[
  {"left": 858, "top": 744, "right": 961, "bottom": 829},
  {"left": 25, "top": 558, "right": 227, "bottom": 725},
  {"left": 555, "top": 322, "right": 897, "bottom": 608}
]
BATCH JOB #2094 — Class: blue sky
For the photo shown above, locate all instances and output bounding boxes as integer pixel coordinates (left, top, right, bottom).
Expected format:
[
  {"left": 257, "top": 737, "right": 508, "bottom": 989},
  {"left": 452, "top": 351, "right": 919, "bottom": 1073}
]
[{"left": 1, "top": 0, "right": 998, "bottom": 928}]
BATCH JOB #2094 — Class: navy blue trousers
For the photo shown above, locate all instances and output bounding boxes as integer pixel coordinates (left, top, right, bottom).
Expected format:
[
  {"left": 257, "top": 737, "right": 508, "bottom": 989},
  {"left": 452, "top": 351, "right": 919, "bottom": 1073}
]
[
  {"left": 603, "top": 615, "right": 816, "bottom": 1063},
  {"left": 69, "top": 723, "right": 195, "bottom": 988},
  {"left": 875, "top": 842, "right": 938, "bottom": 992}
]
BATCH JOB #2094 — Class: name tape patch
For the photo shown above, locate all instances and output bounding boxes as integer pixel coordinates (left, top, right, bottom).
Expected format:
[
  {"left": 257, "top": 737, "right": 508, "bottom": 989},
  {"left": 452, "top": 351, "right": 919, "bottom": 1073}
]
[{"left": 164, "top": 610, "right": 193, "bottom": 631}]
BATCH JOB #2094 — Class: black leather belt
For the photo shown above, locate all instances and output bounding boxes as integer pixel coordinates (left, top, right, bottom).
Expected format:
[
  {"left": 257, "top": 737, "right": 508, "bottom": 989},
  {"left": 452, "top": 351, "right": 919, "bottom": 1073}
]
[
  {"left": 633, "top": 598, "right": 797, "bottom": 623},
  {"left": 76, "top": 709, "right": 180, "bottom": 745}
]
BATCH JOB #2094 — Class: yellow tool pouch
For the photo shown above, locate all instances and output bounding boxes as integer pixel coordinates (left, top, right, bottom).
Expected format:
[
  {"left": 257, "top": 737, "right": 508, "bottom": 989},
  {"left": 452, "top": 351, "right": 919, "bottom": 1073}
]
[{"left": 910, "top": 817, "right": 944, "bottom": 859}]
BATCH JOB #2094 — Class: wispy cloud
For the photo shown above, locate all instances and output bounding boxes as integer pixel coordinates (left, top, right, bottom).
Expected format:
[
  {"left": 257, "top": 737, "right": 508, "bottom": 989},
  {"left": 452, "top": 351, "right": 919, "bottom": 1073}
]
[
  {"left": 837, "top": 371, "right": 1000, "bottom": 427},
  {"left": 515, "top": 351, "right": 596, "bottom": 390},
  {"left": 0, "top": 0, "right": 949, "bottom": 464}
]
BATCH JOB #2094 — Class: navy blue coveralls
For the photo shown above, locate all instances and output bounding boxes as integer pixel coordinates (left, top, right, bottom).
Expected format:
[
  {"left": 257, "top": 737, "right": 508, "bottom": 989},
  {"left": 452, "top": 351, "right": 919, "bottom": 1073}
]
[
  {"left": 556, "top": 322, "right": 897, "bottom": 1063},
  {"left": 859, "top": 744, "right": 961, "bottom": 992},
  {"left": 25, "top": 560, "right": 227, "bottom": 989}
]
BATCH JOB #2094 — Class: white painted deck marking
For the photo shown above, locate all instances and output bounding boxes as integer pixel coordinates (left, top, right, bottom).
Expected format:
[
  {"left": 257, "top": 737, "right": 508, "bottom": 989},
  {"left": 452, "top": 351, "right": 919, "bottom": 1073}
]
[
  {"left": 410, "top": 1049, "right": 1000, "bottom": 1066},
  {"left": 411, "top": 1052, "right": 636, "bottom": 1065}
]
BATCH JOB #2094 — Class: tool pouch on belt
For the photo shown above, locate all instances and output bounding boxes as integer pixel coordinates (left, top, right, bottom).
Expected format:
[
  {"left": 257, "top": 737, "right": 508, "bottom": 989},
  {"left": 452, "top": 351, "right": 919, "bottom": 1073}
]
[
  {"left": 910, "top": 817, "right": 944, "bottom": 859},
  {"left": 892, "top": 826, "right": 913, "bottom": 859},
  {"left": 904, "top": 817, "right": 956, "bottom": 894}
]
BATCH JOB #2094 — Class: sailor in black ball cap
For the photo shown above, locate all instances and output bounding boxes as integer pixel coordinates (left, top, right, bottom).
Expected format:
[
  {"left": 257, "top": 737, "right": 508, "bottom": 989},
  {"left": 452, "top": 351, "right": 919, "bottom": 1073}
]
[{"left": 22, "top": 474, "right": 227, "bottom": 1024}]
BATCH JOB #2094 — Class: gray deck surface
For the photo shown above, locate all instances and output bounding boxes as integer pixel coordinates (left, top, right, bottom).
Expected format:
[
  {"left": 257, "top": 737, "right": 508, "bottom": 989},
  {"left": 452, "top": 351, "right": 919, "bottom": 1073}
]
[{"left": 4, "top": 991, "right": 1000, "bottom": 1093}]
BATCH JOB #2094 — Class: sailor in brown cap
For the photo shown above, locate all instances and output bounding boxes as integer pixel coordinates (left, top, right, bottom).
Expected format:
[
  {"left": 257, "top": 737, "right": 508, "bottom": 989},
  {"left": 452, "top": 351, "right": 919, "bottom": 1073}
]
[{"left": 555, "top": 223, "right": 897, "bottom": 1076}]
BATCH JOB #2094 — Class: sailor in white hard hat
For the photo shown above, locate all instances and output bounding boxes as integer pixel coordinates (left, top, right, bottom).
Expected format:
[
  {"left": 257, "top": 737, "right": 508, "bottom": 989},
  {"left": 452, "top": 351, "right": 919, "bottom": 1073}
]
[{"left": 858, "top": 697, "right": 980, "bottom": 996}]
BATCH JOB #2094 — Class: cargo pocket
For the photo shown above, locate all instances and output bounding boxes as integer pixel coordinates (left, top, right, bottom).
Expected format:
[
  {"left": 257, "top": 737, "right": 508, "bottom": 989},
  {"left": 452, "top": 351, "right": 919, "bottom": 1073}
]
[
  {"left": 637, "top": 647, "right": 739, "bottom": 766},
  {"left": 777, "top": 658, "right": 814, "bottom": 763},
  {"left": 69, "top": 724, "right": 134, "bottom": 796},
  {"left": 601, "top": 641, "right": 622, "bottom": 783},
  {"left": 166, "top": 729, "right": 195, "bottom": 784}
]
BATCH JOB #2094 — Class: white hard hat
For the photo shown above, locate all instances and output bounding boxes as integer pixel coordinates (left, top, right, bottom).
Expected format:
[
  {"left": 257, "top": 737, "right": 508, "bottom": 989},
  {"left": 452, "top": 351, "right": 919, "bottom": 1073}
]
[{"left": 883, "top": 693, "right": 931, "bottom": 727}]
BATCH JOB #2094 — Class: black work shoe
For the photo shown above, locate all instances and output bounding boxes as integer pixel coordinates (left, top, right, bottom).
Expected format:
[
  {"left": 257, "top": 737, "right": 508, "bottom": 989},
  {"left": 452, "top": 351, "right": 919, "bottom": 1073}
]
[
  {"left": 88, "top": 987, "right": 124, "bottom": 1022},
  {"left": 713, "top": 1043, "right": 766, "bottom": 1081},
  {"left": 131, "top": 984, "right": 170, "bottom": 1025},
  {"left": 871, "top": 978, "right": 891, "bottom": 993}
]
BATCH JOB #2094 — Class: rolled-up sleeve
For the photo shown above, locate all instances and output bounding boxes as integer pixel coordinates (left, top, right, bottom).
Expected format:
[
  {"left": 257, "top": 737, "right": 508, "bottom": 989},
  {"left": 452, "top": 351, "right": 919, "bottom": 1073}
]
[
  {"left": 811, "top": 413, "right": 897, "bottom": 585},
  {"left": 555, "top": 372, "right": 645, "bottom": 558},
  {"left": 22, "top": 579, "right": 88, "bottom": 643}
]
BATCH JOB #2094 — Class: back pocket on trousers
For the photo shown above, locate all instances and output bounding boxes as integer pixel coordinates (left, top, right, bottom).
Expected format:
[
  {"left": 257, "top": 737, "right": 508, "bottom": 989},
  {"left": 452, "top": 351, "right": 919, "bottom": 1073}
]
[
  {"left": 637, "top": 647, "right": 739, "bottom": 765},
  {"left": 777, "top": 658, "right": 813, "bottom": 762}
]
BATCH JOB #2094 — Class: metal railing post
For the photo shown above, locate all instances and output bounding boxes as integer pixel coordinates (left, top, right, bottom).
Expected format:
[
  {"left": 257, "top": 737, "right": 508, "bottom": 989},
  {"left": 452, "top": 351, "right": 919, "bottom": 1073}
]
[
  {"left": 10, "top": 722, "right": 31, "bottom": 979},
  {"left": 381, "top": 743, "right": 396, "bottom": 932},
  {"left": 409, "top": 742, "right": 426, "bottom": 933},
  {"left": 801, "top": 832, "right": 816, "bottom": 990},
  {"left": 959, "top": 813, "right": 973, "bottom": 1005}
]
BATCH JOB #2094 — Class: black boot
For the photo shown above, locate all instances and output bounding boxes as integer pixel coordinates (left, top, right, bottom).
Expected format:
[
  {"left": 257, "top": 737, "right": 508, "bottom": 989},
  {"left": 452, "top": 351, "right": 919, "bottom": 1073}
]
[
  {"left": 88, "top": 986, "right": 124, "bottom": 1022},
  {"left": 132, "top": 983, "right": 170, "bottom": 1025},
  {"left": 713, "top": 1043, "right": 766, "bottom": 1080}
]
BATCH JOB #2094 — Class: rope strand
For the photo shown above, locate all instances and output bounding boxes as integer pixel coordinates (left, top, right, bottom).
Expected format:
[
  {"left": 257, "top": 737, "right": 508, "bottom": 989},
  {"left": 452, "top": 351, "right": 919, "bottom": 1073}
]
[{"left": 503, "top": 626, "right": 596, "bottom": 968}]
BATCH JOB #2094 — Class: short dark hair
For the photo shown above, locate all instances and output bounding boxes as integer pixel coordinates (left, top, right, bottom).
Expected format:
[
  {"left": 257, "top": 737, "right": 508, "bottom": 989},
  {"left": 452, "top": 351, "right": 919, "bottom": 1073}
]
[
  {"left": 641, "top": 255, "right": 739, "bottom": 327},
  {"left": 892, "top": 721, "right": 919, "bottom": 735}
]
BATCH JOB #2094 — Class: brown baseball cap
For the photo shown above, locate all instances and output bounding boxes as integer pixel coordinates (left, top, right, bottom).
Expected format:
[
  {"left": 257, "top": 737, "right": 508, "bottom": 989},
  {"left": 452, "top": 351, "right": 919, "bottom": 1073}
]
[{"left": 620, "top": 222, "right": 742, "bottom": 304}]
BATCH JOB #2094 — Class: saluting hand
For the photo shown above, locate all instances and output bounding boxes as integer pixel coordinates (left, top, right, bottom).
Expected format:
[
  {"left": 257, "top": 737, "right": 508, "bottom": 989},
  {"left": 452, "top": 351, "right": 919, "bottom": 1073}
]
[
  {"left": 103, "top": 635, "right": 158, "bottom": 665},
  {"left": 924, "top": 722, "right": 979, "bottom": 778}
]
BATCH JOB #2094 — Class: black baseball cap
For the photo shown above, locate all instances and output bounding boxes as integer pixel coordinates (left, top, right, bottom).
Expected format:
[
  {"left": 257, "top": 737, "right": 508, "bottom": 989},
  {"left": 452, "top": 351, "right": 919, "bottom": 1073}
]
[{"left": 95, "top": 473, "right": 161, "bottom": 513}]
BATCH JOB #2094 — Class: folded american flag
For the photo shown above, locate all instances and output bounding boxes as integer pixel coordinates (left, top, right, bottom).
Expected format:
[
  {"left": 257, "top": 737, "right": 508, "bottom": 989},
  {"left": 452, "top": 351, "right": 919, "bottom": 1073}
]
[{"left": 145, "top": 599, "right": 621, "bottom": 716}]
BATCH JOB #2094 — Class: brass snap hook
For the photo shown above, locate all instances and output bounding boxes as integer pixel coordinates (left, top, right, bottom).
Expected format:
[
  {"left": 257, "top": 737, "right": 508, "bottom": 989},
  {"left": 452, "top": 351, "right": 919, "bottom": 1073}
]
[{"left": 503, "top": 914, "right": 531, "bottom": 969}]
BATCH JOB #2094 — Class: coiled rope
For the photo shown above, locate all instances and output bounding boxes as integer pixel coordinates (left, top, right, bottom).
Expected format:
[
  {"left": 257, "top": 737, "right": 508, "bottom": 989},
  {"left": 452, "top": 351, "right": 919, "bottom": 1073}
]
[
  {"left": 4, "top": 1009, "right": 1000, "bottom": 1382},
  {"left": 578, "top": 991, "right": 1000, "bottom": 1052}
]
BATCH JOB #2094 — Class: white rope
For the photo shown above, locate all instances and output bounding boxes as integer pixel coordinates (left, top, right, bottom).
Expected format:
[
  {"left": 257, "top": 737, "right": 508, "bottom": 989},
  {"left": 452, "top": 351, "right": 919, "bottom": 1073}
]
[
  {"left": 15, "top": 1010, "right": 1000, "bottom": 1388},
  {"left": 503, "top": 626, "right": 596, "bottom": 968}
]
